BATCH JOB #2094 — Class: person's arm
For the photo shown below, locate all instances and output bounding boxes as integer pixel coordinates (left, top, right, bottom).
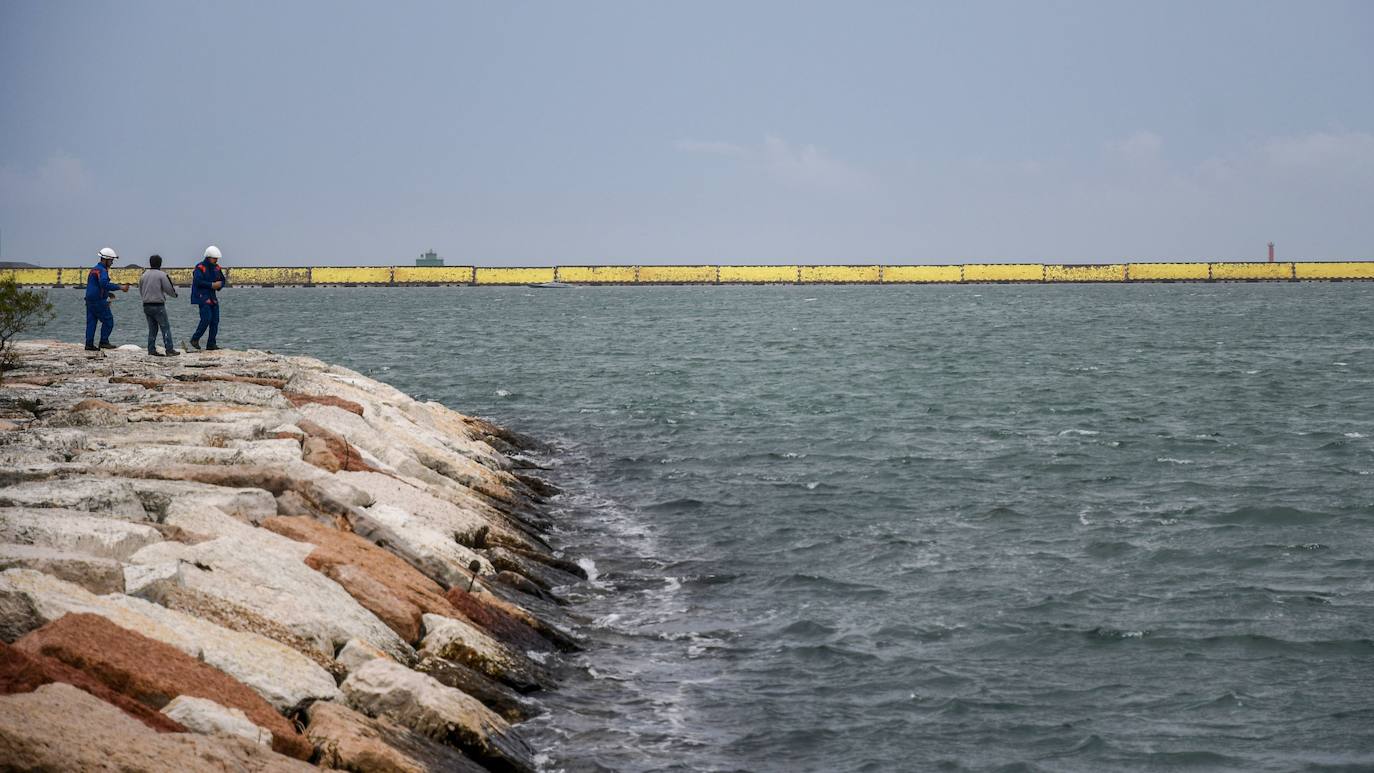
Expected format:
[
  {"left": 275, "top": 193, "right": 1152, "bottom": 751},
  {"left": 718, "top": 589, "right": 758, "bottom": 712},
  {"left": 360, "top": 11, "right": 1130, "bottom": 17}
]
[
  {"left": 100, "top": 267, "right": 122, "bottom": 294},
  {"left": 161, "top": 273, "right": 177, "bottom": 297}
]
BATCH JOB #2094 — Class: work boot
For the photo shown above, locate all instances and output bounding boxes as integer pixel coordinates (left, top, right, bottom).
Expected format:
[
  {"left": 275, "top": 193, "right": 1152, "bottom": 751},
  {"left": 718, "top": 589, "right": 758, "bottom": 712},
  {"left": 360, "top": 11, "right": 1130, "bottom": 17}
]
[
  {"left": 149, "top": 348, "right": 165, "bottom": 357},
  {"left": 189, "top": 339, "right": 201, "bottom": 350},
  {"left": 84, "top": 344, "right": 99, "bottom": 351},
  {"left": 99, "top": 342, "right": 116, "bottom": 350},
  {"left": 206, "top": 344, "right": 221, "bottom": 351},
  {"left": 165, "top": 349, "right": 181, "bottom": 356}
]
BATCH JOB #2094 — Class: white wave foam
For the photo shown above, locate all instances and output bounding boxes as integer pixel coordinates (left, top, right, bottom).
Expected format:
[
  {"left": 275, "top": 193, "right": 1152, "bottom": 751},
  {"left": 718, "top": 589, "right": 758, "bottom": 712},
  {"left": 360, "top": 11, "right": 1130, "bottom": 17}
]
[
  {"left": 495, "top": 388, "right": 510, "bottom": 397},
  {"left": 1156, "top": 457, "right": 1194, "bottom": 465},
  {"left": 577, "top": 557, "right": 599, "bottom": 583},
  {"left": 1058, "top": 429, "right": 1100, "bottom": 436},
  {"left": 1344, "top": 432, "right": 1366, "bottom": 438},
  {"left": 805, "top": 481, "right": 819, "bottom": 490}
]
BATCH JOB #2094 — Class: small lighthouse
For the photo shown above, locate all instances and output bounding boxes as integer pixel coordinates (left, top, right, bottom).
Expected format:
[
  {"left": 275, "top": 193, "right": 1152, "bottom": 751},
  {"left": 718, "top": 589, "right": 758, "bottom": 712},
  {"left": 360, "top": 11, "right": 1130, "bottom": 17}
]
[{"left": 1267, "top": 242, "right": 1275, "bottom": 263}]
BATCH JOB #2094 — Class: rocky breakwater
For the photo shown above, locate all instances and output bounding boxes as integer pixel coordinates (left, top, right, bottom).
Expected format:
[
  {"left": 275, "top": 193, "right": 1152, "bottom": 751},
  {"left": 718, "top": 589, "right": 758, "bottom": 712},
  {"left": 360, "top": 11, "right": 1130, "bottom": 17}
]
[{"left": 0, "top": 341, "right": 586, "bottom": 772}]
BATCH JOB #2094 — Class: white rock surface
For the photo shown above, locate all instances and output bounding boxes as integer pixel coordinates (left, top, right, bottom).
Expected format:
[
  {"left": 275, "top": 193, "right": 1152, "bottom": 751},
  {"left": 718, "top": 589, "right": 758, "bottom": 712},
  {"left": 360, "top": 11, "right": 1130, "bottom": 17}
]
[
  {"left": 161, "top": 695, "right": 273, "bottom": 746},
  {"left": 0, "top": 478, "right": 148, "bottom": 520},
  {"left": 0, "top": 544, "right": 124, "bottom": 594},
  {"left": 0, "top": 507, "right": 163, "bottom": 560},
  {"left": 337, "top": 638, "right": 391, "bottom": 674},
  {"left": 126, "top": 534, "right": 410, "bottom": 661},
  {"left": 356, "top": 503, "right": 492, "bottom": 587}
]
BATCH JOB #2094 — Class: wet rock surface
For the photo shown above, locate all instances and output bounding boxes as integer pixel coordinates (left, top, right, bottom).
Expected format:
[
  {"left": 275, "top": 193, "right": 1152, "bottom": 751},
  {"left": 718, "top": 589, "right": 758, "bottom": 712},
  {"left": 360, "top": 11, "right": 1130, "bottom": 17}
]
[{"left": 0, "top": 342, "right": 586, "bottom": 771}]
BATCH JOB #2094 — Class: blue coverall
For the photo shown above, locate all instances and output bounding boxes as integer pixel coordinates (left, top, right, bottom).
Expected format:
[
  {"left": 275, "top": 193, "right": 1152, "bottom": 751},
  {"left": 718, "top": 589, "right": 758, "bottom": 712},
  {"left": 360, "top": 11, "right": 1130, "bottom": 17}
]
[
  {"left": 84, "top": 262, "right": 120, "bottom": 346},
  {"left": 190, "top": 259, "right": 226, "bottom": 347}
]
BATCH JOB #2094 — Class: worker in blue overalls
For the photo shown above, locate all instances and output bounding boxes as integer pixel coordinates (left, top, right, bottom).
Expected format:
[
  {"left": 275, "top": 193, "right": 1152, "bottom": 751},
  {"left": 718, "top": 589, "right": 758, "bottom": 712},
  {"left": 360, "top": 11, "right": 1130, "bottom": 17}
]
[
  {"left": 84, "top": 247, "right": 130, "bottom": 351},
  {"left": 189, "top": 245, "right": 227, "bottom": 350}
]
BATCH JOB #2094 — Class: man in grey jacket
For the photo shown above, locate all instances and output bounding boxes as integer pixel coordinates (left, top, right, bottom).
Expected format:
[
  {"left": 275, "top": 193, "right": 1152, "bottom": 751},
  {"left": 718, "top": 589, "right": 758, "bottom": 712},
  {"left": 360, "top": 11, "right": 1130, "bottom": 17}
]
[{"left": 139, "top": 255, "right": 180, "bottom": 356}]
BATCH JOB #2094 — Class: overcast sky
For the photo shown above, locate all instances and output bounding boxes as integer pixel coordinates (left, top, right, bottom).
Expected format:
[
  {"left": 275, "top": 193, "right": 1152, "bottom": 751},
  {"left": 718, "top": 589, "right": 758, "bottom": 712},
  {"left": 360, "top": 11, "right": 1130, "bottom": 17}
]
[{"left": 2, "top": 1, "right": 1371, "bottom": 266}]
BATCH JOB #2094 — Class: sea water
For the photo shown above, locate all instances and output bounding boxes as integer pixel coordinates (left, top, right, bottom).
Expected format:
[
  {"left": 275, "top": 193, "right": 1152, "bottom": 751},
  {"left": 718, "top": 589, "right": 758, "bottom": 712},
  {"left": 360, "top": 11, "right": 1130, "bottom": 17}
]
[{"left": 32, "top": 283, "right": 1374, "bottom": 771}]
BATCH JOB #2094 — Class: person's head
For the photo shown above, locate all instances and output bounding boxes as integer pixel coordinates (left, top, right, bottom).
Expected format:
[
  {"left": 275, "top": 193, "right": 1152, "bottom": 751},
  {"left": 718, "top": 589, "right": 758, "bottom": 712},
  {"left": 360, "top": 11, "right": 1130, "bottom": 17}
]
[
  {"left": 204, "top": 245, "right": 222, "bottom": 264},
  {"left": 148, "top": 254, "right": 163, "bottom": 269},
  {"left": 98, "top": 246, "right": 118, "bottom": 265}
]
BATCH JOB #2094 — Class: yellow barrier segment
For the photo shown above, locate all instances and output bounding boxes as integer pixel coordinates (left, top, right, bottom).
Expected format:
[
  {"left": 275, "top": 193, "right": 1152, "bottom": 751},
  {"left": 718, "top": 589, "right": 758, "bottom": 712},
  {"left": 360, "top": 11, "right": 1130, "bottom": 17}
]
[
  {"left": 557, "top": 266, "right": 638, "bottom": 284},
  {"left": 1209, "top": 262, "right": 1293, "bottom": 281},
  {"left": 1044, "top": 264, "right": 1126, "bottom": 282},
  {"left": 228, "top": 267, "right": 312, "bottom": 285},
  {"left": 638, "top": 265, "right": 717, "bottom": 283},
  {"left": 2, "top": 268, "right": 62, "bottom": 285},
  {"left": 1127, "top": 262, "right": 1209, "bottom": 281},
  {"left": 311, "top": 267, "right": 393, "bottom": 284},
  {"left": 799, "top": 265, "right": 880, "bottom": 283},
  {"left": 964, "top": 263, "right": 1044, "bottom": 282},
  {"left": 719, "top": 265, "right": 799, "bottom": 283},
  {"left": 163, "top": 268, "right": 193, "bottom": 285},
  {"left": 881, "top": 265, "right": 962, "bottom": 283},
  {"left": 59, "top": 268, "right": 88, "bottom": 286},
  {"left": 392, "top": 266, "right": 474, "bottom": 284},
  {"left": 1294, "top": 261, "right": 1374, "bottom": 280},
  {"left": 474, "top": 267, "right": 556, "bottom": 285}
]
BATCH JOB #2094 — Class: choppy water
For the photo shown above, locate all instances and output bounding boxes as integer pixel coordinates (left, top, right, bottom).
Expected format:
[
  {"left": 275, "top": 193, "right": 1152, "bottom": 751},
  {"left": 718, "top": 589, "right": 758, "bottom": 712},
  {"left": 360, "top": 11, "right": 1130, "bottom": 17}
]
[{"left": 33, "top": 283, "right": 1374, "bottom": 771}]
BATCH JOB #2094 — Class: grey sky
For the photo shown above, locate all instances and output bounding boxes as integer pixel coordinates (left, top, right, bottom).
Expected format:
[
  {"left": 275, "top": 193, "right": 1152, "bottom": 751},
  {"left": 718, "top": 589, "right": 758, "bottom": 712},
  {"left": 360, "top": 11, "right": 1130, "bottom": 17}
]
[{"left": 2, "top": 0, "right": 1371, "bottom": 266}]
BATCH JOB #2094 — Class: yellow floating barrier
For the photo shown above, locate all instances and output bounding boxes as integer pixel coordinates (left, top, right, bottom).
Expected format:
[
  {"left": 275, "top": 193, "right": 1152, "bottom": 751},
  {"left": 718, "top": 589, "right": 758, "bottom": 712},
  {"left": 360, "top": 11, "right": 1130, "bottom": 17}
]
[
  {"left": 392, "top": 266, "right": 475, "bottom": 284},
  {"left": 1, "top": 268, "right": 62, "bottom": 285},
  {"left": 165, "top": 268, "right": 194, "bottom": 285},
  {"left": 964, "top": 263, "right": 1044, "bottom": 282},
  {"left": 1209, "top": 262, "right": 1294, "bottom": 281},
  {"left": 1293, "top": 262, "right": 1374, "bottom": 280},
  {"left": 719, "top": 265, "right": 799, "bottom": 284},
  {"left": 556, "top": 266, "right": 638, "bottom": 284},
  {"left": 474, "top": 267, "right": 556, "bottom": 285},
  {"left": 638, "top": 265, "right": 718, "bottom": 284},
  {"left": 228, "top": 267, "right": 312, "bottom": 285},
  {"left": 881, "top": 265, "right": 963, "bottom": 283},
  {"left": 1045, "top": 264, "right": 1126, "bottom": 282},
  {"left": 799, "top": 265, "right": 880, "bottom": 283},
  {"left": 311, "top": 267, "right": 393, "bottom": 285},
  {"left": 107, "top": 267, "right": 143, "bottom": 284},
  {"left": 1127, "top": 262, "right": 1210, "bottom": 281}
]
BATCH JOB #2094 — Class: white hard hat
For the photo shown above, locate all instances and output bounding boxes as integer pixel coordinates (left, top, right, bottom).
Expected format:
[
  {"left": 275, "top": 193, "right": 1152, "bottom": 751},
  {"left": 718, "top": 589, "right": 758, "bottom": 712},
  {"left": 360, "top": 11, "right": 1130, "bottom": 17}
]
[
  {"left": 98, "top": 247, "right": 118, "bottom": 260},
  {"left": 204, "top": 245, "right": 222, "bottom": 259}
]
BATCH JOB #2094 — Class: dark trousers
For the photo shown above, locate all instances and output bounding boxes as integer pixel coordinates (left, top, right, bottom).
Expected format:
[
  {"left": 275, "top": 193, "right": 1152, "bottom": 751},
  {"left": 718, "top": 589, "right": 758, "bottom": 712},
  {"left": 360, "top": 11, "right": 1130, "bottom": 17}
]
[
  {"left": 191, "top": 302, "right": 219, "bottom": 346},
  {"left": 84, "top": 299, "right": 113, "bottom": 346},
  {"left": 143, "top": 303, "right": 173, "bottom": 351}
]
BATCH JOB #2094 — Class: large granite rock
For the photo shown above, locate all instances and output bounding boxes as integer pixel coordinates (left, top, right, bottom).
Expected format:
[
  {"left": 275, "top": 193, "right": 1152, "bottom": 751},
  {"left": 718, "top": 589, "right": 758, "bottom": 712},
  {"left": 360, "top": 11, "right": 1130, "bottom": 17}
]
[
  {"left": 126, "top": 533, "right": 410, "bottom": 661},
  {"left": 0, "top": 683, "right": 315, "bottom": 772},
  {"left": 262, "top": 515, "right": 460, "bottom": 644},
  {"left": 0, "top": 543, "right": 124, "bottom": 594},
  {"left": 350, "top": 503, "right": 494, "bottom": 589},
  {"left": 0, "top": 641, "right": 186, "bottom": 732},
  {"left": 14, "top": 613, "right": 314, "bottom": 760},
  {"left": 418, "top": 613, "right": 554, "bottom": 693},
  {"left": 0, "top": 569, "right": 340, "bottom": 711},
  {"left": 0, "top": 506, "right": 164, "bottom": 559},
  {"left": 341, "top": 658, "right": 535, "bottom": 773},
  {"left": 306, "top": 700, "right": 486, "bottom": 773},
  {"left": 0, "top": 477, "right": 148, "bottom": 520},
  {"left": 161, "top": 694, "right": 273, "bottom": 746}
]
